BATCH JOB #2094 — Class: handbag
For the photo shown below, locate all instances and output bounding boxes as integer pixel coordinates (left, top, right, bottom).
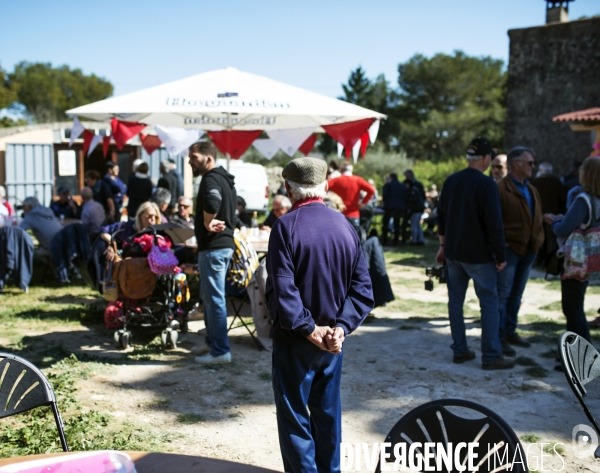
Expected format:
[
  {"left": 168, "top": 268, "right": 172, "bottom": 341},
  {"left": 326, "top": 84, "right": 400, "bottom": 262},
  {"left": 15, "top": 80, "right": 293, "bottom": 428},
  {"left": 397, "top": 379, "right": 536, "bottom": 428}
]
[
  {"left": 148, "top": 244, "right": 179, "bottom": 274},
  {"left": 562, "top": 195, "right": 600, "bottom": 282}
]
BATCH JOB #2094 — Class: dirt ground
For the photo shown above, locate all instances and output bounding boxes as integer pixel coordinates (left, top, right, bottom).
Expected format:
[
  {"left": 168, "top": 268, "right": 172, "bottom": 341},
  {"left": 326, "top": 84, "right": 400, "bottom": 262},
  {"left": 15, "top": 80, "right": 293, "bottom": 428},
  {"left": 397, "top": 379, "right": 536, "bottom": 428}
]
[{"left": 16, "top": 251, "right": 600, "bottom": 472}]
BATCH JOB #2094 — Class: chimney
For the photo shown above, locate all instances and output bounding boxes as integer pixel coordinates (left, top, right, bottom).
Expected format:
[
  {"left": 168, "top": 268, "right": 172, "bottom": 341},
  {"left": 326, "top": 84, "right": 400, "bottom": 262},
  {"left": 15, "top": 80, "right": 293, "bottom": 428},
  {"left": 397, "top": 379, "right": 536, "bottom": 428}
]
[{"left": 545, "top": 0, "right": 572, "bottom": 24}]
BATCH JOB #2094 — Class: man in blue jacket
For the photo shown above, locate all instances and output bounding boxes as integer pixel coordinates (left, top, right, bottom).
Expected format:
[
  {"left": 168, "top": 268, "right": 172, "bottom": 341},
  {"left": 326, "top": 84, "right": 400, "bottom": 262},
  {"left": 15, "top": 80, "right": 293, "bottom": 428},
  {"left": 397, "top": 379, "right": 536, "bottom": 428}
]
[
  {"left": 437, "top": 138, "right": 514, "bottom": 371},
  {"left": 266, "top": 157, "right": 374, "bottom": 473}
]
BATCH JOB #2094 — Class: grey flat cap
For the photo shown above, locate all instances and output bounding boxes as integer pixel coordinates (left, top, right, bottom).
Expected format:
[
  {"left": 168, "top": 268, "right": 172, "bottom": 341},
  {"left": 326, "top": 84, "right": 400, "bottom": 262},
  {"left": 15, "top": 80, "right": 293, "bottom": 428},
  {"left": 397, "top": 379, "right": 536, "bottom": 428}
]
[{"left": 282, "top": 157, "right": 327, "bottom": 186}]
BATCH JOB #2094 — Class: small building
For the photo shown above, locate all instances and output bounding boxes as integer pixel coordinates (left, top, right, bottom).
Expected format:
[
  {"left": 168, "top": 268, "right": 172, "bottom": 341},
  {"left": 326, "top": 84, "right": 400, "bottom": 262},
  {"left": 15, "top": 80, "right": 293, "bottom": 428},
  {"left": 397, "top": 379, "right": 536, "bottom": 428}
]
[
  {"left": 505, "top": 1, "right": 600, "bottom": 174},
  {"left": 0, "top": 122, "right": 191, "bottom": 209}
]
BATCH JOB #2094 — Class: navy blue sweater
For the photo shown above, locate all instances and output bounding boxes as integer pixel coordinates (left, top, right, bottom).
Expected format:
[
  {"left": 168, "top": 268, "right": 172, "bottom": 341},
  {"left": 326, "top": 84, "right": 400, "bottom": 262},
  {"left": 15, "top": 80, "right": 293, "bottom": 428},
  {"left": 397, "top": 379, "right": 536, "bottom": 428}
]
[
  {"left": 438, "top": 168, "right": 506, "bottom": 264},
  {"left": 265, "top": 202, "right": 374, "bottom": 347}
]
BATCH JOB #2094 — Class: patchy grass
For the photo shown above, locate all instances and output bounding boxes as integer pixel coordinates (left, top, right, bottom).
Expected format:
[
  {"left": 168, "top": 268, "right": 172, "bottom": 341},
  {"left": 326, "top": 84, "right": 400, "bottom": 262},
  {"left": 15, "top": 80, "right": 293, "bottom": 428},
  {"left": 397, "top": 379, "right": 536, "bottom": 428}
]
[
  {"left": 515, "top": 356, "right": 539, "bottom": 367},
  {"left": 258, "top": 372, "right": 271, "bottom": 382},
  {"left": 539, "top": 301, "right": 562, "bottom": 311},
  {"left": 524, "top": 366, "right": 549, "bottom": 378},
  {"left": 521, "top": 433, "right": 541, "bottom": 443},
  {"left": 0, "top": 354, "right": 175, "bottom": 457},
  {"left": 176, "top": 413, "right": 206, "bottom": 424}
]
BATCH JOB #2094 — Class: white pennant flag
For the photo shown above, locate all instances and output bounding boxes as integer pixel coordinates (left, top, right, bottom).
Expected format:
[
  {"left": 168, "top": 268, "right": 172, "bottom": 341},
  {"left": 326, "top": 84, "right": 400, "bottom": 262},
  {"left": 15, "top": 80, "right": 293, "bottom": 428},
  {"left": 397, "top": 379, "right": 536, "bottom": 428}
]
[
  {"left": 352, "top": 139, "right": 361, "bottom": 164},
  {"left": 69, "top": 117, "right": 85, "bottom": 147},
  {"left": 368, "top": 120, "right": 380, "bottom": 144},
  {"left": 267, "top": 127, "right": 317, "bottom": 157},
  {"left": 253, "top": 139, "right": 280, "bottom": 160},
  {"left": 337, "top": 142, "right": 344, "bottom": 158},
  {"left": 87, "top": 134, "right": 102, "bottom": 157},
  {"left": 155, "top": 125, "right": 205, "bottom": 157}
]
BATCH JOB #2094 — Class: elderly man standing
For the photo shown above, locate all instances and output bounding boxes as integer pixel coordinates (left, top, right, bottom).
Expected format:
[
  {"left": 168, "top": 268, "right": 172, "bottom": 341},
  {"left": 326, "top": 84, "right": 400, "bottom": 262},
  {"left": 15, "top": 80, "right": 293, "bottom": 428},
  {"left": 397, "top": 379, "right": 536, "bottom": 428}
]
[
  {"left": 491, "top": 154, "right": 508, "bottom": 182},
  {"left": 437, "top": 138, "right": 513, "bottom": 370},
  {"left": 188, "top": 141, "right": 237, "bottom": 365},
  {"left": 497, "top": 147, "right": 544, "bottom": 351},
  {"left": 266, "top": 157, "right": 374, "bottom": 473},
  {"left": 80, "top": 186, "right": 106, "bottom": 234},
  {"left": 261, "top": 195, "right": 292, "bottom": 230}
]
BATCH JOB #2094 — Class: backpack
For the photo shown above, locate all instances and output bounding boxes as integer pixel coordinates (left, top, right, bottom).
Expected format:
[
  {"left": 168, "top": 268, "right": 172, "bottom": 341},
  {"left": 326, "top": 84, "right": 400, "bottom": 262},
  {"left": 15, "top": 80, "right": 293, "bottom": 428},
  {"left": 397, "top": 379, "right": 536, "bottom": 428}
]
[{"left": 227, "top": 232, "right": 260, "bottom": 290}]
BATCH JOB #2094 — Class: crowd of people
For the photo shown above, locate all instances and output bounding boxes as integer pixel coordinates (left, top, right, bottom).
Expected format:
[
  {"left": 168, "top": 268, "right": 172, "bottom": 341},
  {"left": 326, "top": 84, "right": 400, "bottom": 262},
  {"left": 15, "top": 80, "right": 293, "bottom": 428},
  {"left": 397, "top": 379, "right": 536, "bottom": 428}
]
[
  {"left": 0, "top": 158, "right": 190, "bottom": 281},
  {"left": 436, "top": 137, "right": 599, "bottom": 371},
  {"left": 2, "top": 137, "right": 599, "bottom": 473}
]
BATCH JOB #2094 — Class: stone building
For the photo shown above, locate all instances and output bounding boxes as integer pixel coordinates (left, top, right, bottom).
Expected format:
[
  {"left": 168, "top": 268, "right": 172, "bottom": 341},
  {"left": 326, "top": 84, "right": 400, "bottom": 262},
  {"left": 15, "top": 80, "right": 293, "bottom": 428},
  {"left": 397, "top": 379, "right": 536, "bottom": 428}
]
[{"left": 505, "top": 3, "right": 600, "bottom": 175}]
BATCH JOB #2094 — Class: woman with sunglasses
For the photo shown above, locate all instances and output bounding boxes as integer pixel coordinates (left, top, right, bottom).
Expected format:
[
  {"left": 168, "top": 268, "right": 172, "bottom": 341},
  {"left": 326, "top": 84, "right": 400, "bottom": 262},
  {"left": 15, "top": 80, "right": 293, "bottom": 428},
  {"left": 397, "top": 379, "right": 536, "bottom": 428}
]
[
  {"left": 99, "top": 201, "right": 161, "bottom": 262},
  {"left": 545, "top": 156, "right": 600, "bottom": 342}
]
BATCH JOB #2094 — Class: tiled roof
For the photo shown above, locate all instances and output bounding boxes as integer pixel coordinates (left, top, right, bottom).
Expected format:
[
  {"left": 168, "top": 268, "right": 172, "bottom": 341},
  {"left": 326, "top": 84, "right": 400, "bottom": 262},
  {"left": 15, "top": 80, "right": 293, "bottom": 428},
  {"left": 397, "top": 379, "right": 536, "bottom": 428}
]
[{"left": 553, "top": 107, "right": 600, "bottom": 123}]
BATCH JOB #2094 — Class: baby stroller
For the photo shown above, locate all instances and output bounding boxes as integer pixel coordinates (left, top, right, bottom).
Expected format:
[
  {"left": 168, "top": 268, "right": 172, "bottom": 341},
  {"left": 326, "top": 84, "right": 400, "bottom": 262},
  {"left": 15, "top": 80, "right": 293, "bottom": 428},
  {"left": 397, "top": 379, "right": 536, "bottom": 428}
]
[{"left": 108, "top": 228, "right": 190, "bottom": 350}]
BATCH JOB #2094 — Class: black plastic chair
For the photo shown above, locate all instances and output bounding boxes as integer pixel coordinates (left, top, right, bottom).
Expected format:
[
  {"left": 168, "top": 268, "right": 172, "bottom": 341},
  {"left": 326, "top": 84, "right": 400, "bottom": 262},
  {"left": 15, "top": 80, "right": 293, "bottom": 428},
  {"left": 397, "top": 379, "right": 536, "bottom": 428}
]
[
  {"left": 0, "top": 352, "right": 69, "bottom": 451},
  {"left": 376, "top": 399, "right": 527, "bottom": 473},
  {"left": 559, "top": 331, "right": 600, "bottom": 458}
]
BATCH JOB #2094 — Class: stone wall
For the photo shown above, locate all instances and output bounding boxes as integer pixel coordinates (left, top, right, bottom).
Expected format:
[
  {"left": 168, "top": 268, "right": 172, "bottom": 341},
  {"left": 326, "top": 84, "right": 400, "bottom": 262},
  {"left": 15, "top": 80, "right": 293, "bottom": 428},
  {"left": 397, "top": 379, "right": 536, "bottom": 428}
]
[{"left": 506, "top": 17, "right": 600, "bottom": 175}]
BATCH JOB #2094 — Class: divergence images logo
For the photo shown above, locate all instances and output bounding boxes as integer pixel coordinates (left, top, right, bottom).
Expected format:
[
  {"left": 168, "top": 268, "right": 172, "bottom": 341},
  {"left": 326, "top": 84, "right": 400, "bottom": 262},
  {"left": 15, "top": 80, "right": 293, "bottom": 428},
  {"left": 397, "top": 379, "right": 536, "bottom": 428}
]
[{"left": 572, "top": 424, "right": 599, "bottom": 459}]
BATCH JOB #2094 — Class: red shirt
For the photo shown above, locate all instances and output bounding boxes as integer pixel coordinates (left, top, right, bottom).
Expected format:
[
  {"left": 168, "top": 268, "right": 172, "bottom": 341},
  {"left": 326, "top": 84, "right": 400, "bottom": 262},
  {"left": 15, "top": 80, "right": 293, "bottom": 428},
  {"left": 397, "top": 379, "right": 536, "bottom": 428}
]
[{"left": 328, "top": 174, "right": 375, "bottom": 218}]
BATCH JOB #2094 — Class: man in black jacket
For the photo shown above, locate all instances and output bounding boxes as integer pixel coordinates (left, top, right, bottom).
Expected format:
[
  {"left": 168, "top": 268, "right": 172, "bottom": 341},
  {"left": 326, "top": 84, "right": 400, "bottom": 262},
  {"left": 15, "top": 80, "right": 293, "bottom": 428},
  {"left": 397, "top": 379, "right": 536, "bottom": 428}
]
[
  {"left": 381, "top": 173, "right": 406, "bottom": 246},
  {"left": 437, "top": 138, "right": 513, "bottom": 370},
  {"left": 188, "top": 141, "right": 237, "bottom": 365}
]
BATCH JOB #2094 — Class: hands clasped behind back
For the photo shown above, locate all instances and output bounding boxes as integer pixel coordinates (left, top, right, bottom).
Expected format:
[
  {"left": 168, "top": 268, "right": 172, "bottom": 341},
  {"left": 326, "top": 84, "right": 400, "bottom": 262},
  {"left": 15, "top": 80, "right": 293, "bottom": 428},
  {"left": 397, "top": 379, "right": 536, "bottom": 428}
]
[{"left": 307, "top": 326, "right": 345, "bottom": 354}]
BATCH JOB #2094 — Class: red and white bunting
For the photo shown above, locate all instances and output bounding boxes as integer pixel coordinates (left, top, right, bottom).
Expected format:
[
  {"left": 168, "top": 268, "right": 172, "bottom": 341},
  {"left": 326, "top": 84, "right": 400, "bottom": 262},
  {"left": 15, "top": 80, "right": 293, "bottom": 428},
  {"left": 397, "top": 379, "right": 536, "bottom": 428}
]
[
  {"left": 267, "top": 127, "right": 317, "bottom": 157},
  {"left": 252, "top": 139, "right": 280, "bottom": 160},
  {"left": 155, "top": 125, "right": 204, "bottom": 157},
  {"left": 368, "top": 120, "right": 380, "bottom": 144},
  {"left": 69, "top": 117, "right": 85, "bottom": 148}
]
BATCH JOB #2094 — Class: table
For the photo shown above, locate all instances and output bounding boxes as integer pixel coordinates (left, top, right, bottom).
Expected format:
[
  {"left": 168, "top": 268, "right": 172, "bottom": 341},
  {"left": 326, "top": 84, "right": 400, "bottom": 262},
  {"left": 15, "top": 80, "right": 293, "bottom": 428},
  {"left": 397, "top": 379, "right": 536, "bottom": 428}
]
[
  {"left": 0, "top": 451, "right": 280, "bottom": 473},
  {"left": 184, "top": 234, "right": 269, "bottom": 253}
]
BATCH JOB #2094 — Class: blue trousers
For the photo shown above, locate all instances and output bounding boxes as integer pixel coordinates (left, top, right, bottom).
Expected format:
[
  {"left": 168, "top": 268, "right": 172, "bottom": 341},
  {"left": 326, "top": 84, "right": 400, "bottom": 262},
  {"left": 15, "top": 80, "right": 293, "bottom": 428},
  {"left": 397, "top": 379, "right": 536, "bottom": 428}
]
[
  {"left": 198, "top": 247, "right": 234, "bottom": 356},
  {"left": 272, "top": 341, "right": 343, "bottom": 473},
  {"left": 410, "top": 212, "right": 424, "bottom": 243},
  {"left": 497, "top": 248, "right": 536, "bottom": 339},
  {"left": 446, "top": 259, "right": 503, "bottom": 364}
]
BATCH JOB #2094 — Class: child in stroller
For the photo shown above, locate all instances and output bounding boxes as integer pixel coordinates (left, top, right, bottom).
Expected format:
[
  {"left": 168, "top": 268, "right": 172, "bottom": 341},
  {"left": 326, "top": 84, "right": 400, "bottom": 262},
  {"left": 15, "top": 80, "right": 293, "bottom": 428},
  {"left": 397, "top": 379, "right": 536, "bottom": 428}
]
[{"left": 108, "top": 226, "right": 190, "bottom": 350}]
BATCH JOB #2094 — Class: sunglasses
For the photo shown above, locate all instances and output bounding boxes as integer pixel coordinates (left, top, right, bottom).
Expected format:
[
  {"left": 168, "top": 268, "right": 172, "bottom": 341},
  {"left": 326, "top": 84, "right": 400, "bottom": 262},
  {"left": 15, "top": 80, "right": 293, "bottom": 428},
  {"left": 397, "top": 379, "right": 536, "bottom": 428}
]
[
  {"left": 179, "top": 204, "right": 191, "bottom": 208},
  {"left": 518, "top": 160, "right": 536, "bottom": 167},
  {"left": 492, "top": 165, "right": 504, "bottom": 169}
]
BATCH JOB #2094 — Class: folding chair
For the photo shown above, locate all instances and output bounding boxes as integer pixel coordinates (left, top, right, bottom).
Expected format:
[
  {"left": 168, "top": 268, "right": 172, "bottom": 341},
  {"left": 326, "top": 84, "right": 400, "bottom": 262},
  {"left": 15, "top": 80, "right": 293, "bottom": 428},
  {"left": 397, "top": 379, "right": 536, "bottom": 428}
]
[
  {"left": 559, "top": 331, "right": 600, "bottom": 458},
  {"left": 376, "top": 398, "right": 527, "bottom": 472},
  {"left": 0, "top": 352, "right": 69, "bottom": 451},
  {"left": 226, "top": 289, "right": 262, "bottom": 351}
]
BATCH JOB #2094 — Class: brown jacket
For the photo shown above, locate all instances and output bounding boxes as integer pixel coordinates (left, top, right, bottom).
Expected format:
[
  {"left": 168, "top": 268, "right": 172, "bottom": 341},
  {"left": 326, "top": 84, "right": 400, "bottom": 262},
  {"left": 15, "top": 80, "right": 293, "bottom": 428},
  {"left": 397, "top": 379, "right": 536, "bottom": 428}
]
[{"left": 497, "top": 175, "right": 544, "bottom": 256}]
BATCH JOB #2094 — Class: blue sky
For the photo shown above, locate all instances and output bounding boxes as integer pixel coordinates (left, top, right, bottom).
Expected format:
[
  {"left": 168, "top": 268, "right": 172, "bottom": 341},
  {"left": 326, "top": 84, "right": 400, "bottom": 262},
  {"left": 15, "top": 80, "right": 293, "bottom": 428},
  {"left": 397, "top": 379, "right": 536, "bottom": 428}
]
[{"left": 2, "top": 0, "right": 599, "bottom": 100}]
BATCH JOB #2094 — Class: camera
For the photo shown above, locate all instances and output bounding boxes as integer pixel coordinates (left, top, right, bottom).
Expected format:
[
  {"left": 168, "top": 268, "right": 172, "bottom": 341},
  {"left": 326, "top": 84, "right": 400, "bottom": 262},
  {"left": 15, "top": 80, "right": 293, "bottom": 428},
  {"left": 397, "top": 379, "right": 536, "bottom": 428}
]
[
  {"left": 15, "top": 205, "right": 24, "bottom": 211},
  {"left": 424, "top": 265, "right": 446, "bottom": 291}
]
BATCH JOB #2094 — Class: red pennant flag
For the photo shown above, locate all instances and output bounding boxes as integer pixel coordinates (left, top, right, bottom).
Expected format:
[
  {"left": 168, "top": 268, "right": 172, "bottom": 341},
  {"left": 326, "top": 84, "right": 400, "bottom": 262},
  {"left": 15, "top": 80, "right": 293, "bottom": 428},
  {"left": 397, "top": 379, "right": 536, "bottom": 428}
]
[
  {"left": 102, "top": 136, "right": 111, "bottom": 158},
  {"left": 322, "top": 118, "right": 375, "bottom": 159},
  {"left": 111, "top": 118, "right": 146, "bottom": 150},
  {"left": 298, "top": 134, "right": 317, "bottom": 156},
  {"left": 82, "top": 129, "right": 95, "bottom": 156},
  {"left": 140, "top": 134, "right": 162, "bottom": 155},
  {"left": 207, "top": 130, "right": 263, "bottom": 159},
  {"left": 360, "top": 132, "right": 369, "bottom": 159}
]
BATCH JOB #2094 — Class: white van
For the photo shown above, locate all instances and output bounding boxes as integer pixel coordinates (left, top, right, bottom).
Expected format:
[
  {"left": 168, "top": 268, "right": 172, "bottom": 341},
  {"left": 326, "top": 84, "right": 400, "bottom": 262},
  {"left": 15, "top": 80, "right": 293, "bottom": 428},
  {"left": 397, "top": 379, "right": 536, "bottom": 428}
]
[{"left": 216, "top": 159, "right": 269, "bottom": 213}]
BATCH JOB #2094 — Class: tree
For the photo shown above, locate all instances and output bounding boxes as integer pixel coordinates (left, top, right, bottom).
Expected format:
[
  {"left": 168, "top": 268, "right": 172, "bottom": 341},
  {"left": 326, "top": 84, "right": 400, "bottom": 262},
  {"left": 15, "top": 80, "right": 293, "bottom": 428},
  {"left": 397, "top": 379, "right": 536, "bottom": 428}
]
[
  {"left": 0, "top": 65, "right": 17, "bottom": 110},
  {"left": 8, "top": 62, "right": 113, "bottom": 123},
  {"left": 396, "top": 51, "right": 506, "bottom": 160}
]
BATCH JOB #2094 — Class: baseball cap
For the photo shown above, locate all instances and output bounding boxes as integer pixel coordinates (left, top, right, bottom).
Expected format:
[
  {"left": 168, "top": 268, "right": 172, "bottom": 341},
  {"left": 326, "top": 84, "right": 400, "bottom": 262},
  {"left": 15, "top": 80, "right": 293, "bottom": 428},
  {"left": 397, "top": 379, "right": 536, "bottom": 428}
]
[{"left": 466, "top": 138, "right": 494, "bottom": 157}]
